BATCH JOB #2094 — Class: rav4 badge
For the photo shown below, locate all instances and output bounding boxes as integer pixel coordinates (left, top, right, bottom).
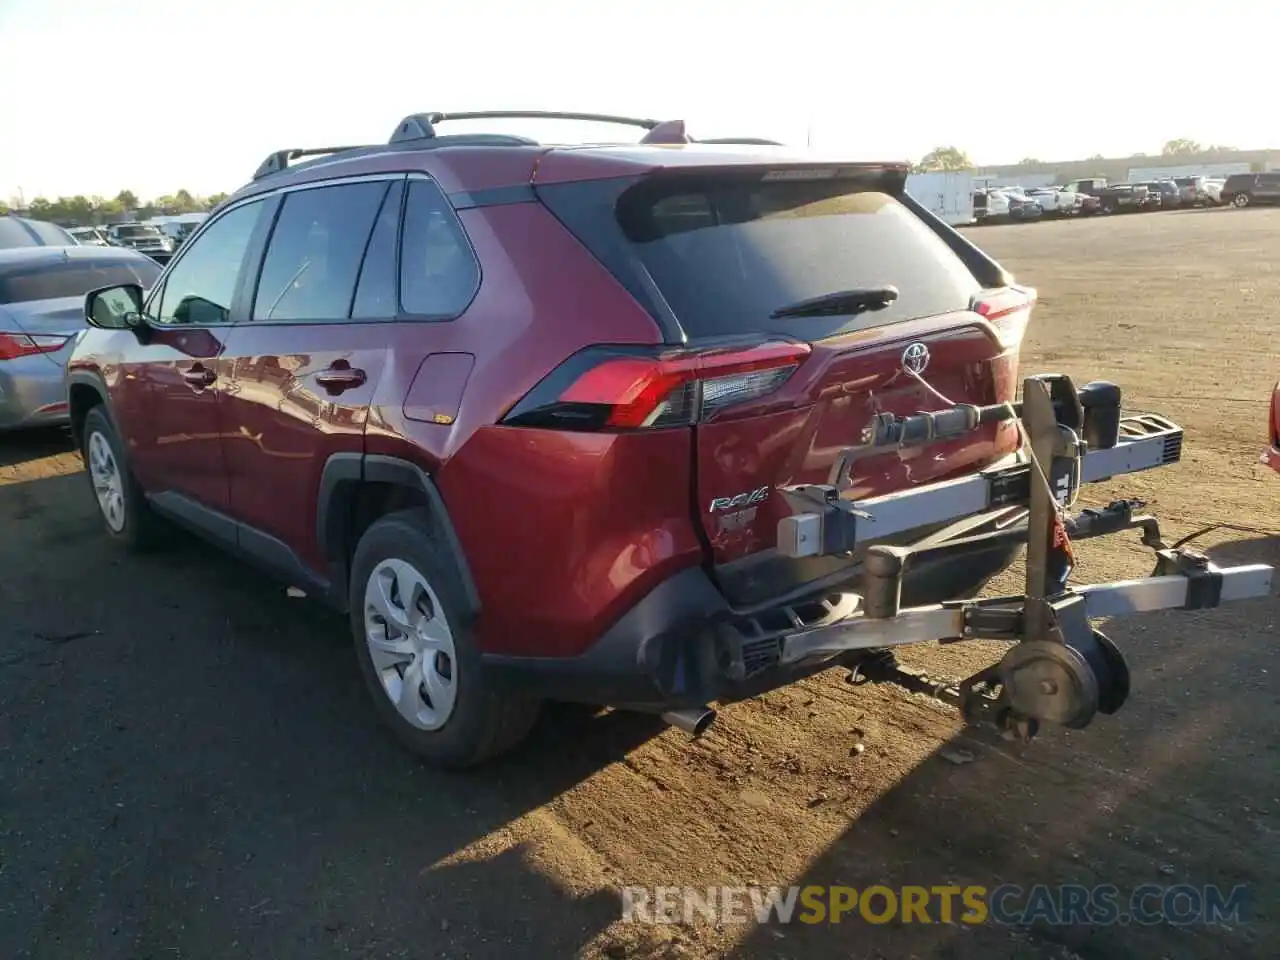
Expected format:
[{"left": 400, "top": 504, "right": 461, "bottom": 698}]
[{"left": 708, "top": 486, "right": 770, "bottom": 513}]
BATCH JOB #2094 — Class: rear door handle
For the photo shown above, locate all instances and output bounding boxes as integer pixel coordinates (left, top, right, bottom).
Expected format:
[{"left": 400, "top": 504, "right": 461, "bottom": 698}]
[
  {"left": 315, "top": 366, "right": 367, "bottom": 393},
  {"left": 182, "top": 365, "right": 217, "bottom": 387}
]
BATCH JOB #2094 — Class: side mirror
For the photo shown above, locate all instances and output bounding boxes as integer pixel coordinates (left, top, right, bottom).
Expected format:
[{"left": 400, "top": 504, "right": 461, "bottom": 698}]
[{"left": 85, "top": 283, "right": 146, "bottom": 330}]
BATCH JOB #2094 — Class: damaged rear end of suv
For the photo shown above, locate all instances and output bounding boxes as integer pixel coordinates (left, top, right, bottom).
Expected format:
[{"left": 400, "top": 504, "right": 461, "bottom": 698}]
[{"left": 475, "top": 131, "right": 1271, "bottom": 754}]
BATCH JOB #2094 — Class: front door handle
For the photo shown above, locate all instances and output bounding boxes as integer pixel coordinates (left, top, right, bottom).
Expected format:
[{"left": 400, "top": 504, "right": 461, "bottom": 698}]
[
  {"left": 315, "top": 365, "right": 367, "bottom": 394},
  {"left": 182, "top": 365, "right": 217, "bottom": 387}
]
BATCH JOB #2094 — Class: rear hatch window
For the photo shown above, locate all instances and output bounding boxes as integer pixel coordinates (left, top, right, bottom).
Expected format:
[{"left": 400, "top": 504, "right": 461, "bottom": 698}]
[
  {"left": 539, "top": 171, "right": 983, "bottom": 342},
  {"left": 0, "top": 257, "right": 161, "bottom": 305}
]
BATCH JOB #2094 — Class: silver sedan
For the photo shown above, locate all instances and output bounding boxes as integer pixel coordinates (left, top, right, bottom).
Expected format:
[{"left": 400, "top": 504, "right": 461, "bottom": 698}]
[{"left": 0, "top": 246, "right": 161, "bottom": 432}]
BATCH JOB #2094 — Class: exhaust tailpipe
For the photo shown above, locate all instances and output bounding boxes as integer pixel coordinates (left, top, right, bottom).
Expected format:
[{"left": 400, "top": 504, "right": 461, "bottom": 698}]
[{"left": 662, "top": 707, "right": 717, "bottom": 737}]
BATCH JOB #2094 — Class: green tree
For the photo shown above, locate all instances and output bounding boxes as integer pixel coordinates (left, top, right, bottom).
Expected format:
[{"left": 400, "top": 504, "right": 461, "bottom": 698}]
[
  {"left": 1019, "top": 157, "right": 1042, "bottom": 166},
  {"left": 115, "top": 189, "right": 139, "bottom": 210},
  {"left": 915, "top": 146, "right": 973, "bottom": 172},
  {"left": 174, "top": 189, "right": 198, "bottom": 213},
  {"left": 1162, "top": 138, "right": 1202, "bottom": 156},
  {"left": 205, "top": 192, "right": 229, "bottom": 209}
]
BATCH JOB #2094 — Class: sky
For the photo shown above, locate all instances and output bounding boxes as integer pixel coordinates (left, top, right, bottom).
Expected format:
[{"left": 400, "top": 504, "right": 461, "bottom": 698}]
[{"left": 0, "top": 0, "right": 1272, "bottom": 203}]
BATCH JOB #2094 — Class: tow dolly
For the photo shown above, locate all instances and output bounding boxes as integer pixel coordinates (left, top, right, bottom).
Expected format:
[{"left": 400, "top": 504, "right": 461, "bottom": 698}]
[{"left": 770, "top": 373, "right": 1274, "bottom": 742}]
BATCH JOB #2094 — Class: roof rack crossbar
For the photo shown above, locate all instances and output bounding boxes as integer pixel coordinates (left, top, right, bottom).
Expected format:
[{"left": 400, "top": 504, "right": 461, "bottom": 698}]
[
  {"left": 389, "top": 110, "right": 667, "bottom": 144},
  {"left": 252, "top": 145, "right": 372, "bottom": 181}
]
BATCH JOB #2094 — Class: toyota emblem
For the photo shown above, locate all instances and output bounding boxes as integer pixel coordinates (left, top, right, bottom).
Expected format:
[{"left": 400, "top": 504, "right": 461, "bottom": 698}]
[{"left": 901, "top": 342, "right": 930, "bottom": 375}]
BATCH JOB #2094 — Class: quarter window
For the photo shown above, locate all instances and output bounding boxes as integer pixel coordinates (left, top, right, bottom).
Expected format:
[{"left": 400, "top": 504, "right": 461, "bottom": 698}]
[
  {"left": 156, "top": 200, "right": 264, "bottom": 326},
  {"left": 399, "top": 179, "right": 479, "bottom": 318},
  {"left": 253, "top": 181, "right": 389, "bottom": 322}
]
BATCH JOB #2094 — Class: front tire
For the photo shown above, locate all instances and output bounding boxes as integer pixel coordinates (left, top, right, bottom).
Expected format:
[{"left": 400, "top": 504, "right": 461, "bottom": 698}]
[
  {"left": 349, "top": 508, "right": 541, "bottom": 768},
  {"left": 1233, "top": 193, "right": 1251, "bottom": 208},
  {"left": 81, "top": 406, "right": 166, "bottom": 550}
]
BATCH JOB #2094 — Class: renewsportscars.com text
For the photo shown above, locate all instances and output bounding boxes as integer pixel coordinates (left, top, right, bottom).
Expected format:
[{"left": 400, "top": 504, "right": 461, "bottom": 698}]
[{"left": 621, "top": 883, "right": 1250, "bottom": 927}]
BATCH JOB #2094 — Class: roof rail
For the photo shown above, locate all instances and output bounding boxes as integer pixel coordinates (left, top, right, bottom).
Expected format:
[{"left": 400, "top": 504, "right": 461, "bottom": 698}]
[
  {"left": 388, "top": 110, "right": 666, "bottom": 144},
  {"left": 252, "top": 145, "right": 372, "bottom": 181},
  {"left": 695, "top": 137, "right": 785, "bottom": 146}
]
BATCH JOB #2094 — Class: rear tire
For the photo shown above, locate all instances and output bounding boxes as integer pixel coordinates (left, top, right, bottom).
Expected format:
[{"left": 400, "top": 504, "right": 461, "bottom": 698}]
[
  {"left": 349, "top": 508, "right": 541, "bottom": 768},
  {"left": 81, "top": 406, "right": 167, "bottom": 550},
  {"left": 1233, "top": 193, "right": 1251, "bottom": 208}
]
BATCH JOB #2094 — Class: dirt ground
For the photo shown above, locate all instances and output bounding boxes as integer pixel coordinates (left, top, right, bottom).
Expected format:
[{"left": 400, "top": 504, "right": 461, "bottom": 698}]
[{"left": 2, "top": 207, "right": 1278, "bottom": 960}]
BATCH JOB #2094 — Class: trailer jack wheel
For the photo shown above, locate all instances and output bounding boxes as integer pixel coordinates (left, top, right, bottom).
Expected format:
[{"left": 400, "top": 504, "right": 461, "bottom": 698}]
[{"left": 996, "top": 629, "right": 1131, "bottom": 730}]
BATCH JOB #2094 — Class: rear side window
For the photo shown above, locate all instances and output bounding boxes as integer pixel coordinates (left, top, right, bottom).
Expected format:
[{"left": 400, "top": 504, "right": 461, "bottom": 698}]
[
  {"left": 398, "top": 179, "right": 479, "bottom": 318},
  {"left": 253, "top": 181, "right": 389, "bottom": 321},
  {"left": 611, "top": 176, "right": 983, "bottom": 341},
  {"left": 0, "top": 257, "right": 161, "bottom": 305}
]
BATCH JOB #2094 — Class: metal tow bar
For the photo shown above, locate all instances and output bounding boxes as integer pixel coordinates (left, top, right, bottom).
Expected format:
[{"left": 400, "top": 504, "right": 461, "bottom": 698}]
[{"left": 774, "top": 373, "right": 1274, "bottom": 742}]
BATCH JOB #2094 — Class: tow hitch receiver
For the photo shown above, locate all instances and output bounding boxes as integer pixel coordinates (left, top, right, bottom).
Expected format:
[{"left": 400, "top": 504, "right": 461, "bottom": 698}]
[{"left": 775, "top": 374, "right": 1273, "bottom": 742}]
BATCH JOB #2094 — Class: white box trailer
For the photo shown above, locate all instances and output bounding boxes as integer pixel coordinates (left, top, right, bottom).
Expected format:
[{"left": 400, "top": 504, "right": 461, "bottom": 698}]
[
  {"left": 972, "top": 172, "right": 1056, "bottom": 191},
  {"left": 906, "top": 171, "right": 975, "bottom": 226}
]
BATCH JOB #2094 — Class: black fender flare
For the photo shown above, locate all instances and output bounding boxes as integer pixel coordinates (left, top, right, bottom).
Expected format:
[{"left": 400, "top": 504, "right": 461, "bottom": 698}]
[
  {"left": 316, "top": 453, "right": 480, "bottom": 620},
  {"left": 65, "top": 371, "right": 111, "bottom": 445}
]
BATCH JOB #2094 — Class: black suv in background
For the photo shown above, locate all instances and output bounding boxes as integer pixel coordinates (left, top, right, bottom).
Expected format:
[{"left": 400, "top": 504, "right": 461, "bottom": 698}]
[
  {"left": 1221, "top": 173, "right": 1280, "bottom": 208},
  {"left": 1135, "top": 180, "right": 1181, "bottom": 210}
]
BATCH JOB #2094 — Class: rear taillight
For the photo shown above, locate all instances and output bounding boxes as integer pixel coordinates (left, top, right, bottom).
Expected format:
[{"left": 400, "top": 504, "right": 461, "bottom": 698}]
[
  {"left": 0, "top": 332, "right": 69, "bottom": 361},
  {"left": 972, "top": 286, "right": 1037, "bottom": 350},
  {"left": 503, "top": 341, "right": 811, "bottom": 431}
]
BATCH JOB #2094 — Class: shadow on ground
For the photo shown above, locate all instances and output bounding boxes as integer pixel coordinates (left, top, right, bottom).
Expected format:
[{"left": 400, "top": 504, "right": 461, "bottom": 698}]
[
  {"left": 728, "top": 533, "right": 1278, "bottom": 959},
  {"left": 0, "top": 469, "right": 659, "bottom": 959},
  {"left": 2, "top": 463, "right": 1276, "bottom": 960},
  {"left": 0, "top": 426, "right": 74, "bottom": 468}
]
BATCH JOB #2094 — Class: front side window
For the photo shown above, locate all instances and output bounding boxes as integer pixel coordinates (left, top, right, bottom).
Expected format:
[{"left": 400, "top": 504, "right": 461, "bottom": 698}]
[
  {"left": 155, "top": 200, "right": 264, "bottom": 326},
  {"left": 252, "top": 181, "right": 389, "bottom": 322}
]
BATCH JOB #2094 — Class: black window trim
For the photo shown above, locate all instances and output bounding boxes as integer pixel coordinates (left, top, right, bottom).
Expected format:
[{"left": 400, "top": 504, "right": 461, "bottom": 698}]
[
  {"left": 348, "top": 177, "right": 407, "bottom": 321},
  {"left": 220, "top": 171, "right": 480, "bottom": 327},
  {"left": 143, "top": 195, "right": 275, "bottom": 328},
  {"left": 242, "top": 176, "right": 398, "bottom": 326}
]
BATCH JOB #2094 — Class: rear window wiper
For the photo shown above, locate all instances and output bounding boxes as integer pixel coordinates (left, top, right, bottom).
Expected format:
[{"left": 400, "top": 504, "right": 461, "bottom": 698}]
[{"left": 769, "top": 285, "right": 899, "bottom": 320}]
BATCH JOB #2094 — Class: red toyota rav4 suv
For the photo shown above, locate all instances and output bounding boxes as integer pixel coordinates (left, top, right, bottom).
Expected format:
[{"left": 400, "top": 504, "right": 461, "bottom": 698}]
[{"left": 70, "top": 112, "right": 1035, "bottom": 767}]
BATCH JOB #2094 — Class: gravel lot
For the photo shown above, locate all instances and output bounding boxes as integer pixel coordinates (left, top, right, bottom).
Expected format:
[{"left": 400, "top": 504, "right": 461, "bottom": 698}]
[{"left": 2, "top": 207, "right": 1278, "bottom": 960}]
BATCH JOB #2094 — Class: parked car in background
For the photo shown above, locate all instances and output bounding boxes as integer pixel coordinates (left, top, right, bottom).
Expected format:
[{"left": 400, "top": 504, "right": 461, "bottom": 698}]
[
  {"left": 1265, "top": 381, "right": 1280, "bottom": 473},
  {"left": 1221, "top": 172, "right": 1280, "bottom": 208},
  {"left": 1059, "top": 178, "right": 1147, "bottom": 214},
  {"left": 0, "top": 215, "right": 78, "bottom": 249},
  {"left": 68, "top": 226, "right": 113, "bottom": 246},
  {"left": 1001, "top": 189, "right": 1045, "bottom": 221},
  {"left": 973, "top": 189, "right": 1011, "bottom": 223},
  {"left": 1264, "top": 380, "right": 1280, "bottom": 475},
  {"left": 1135, "top": 180, "right": 1181, "bottom": 210},
  {"left": 1024, "top": 186, "right": 1083, "bottom": 217},
  {"left": 0, "top": 246, "right": 160, "bottom": 431},
  {"left": 1201, "top": 178, "right": 1225, "bottom": 205},
  {"left": 1170, "top": 176, "right": 1210, "bottom": 207},
  {"left": 108, "top": 222, "right": 176, "bottom": 263}
]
